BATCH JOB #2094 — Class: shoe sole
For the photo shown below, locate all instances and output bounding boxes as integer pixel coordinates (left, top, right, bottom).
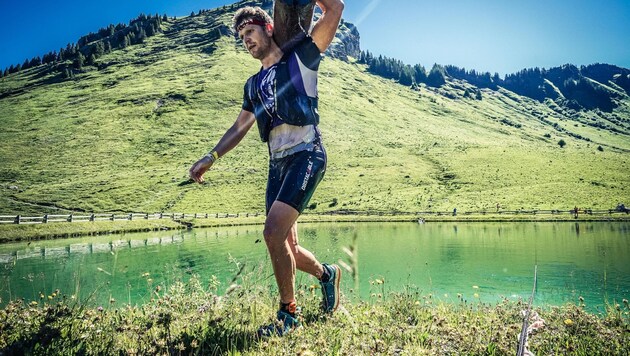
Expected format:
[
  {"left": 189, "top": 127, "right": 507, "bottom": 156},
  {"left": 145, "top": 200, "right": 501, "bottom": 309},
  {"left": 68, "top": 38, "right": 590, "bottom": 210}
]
[{"left": 330, "top": 264, "right": 341, "bottom": 312}]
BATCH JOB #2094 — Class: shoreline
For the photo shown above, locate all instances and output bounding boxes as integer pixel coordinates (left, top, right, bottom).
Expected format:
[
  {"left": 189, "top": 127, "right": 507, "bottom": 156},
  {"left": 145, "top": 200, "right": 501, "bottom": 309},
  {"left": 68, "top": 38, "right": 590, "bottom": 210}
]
[
  {"left": 1, "top": 276, "right": 628, "bottom": 355},
  {"left": 0, "top": 212, "right": 628, "bottom": 244}
]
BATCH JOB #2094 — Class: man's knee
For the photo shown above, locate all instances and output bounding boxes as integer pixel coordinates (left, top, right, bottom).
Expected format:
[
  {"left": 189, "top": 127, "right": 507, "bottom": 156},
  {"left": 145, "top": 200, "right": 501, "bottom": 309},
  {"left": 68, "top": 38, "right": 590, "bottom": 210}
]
[
  {"left": 263, "top": 223, "right": 278, "bottom": 246},
  {"left": 263, "top": 220, "right": 288, "bottom": 248}
]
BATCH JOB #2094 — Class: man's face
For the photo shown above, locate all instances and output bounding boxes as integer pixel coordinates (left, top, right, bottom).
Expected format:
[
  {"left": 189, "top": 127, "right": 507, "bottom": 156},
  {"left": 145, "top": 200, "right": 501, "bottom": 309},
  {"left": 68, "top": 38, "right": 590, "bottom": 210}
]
[{"left": 238, "top": 23, "right": 272, "bottom": 60}]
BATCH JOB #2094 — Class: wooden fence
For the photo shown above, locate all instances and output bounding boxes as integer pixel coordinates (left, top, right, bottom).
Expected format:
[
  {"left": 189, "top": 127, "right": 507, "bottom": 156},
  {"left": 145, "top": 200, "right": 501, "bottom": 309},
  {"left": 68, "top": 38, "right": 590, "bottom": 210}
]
[
  {"left": 320, "top": 208, "right": 627, "bottom": 217},
  {"left": 0, "top": 208, "right": 626, "bottom": 225},
  {"left": 0, "top": 212, "right": 262, "bottom": 225}
]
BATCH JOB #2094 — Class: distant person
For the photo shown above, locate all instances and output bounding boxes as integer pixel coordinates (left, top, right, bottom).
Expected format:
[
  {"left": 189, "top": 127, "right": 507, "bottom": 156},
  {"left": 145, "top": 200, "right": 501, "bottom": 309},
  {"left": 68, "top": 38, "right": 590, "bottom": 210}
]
[
  {"left": 574, "top": 206, "right": 579, "bottom": 219},
  {"left": 189, "top": 0, "right": 344, "bottom": 337}
]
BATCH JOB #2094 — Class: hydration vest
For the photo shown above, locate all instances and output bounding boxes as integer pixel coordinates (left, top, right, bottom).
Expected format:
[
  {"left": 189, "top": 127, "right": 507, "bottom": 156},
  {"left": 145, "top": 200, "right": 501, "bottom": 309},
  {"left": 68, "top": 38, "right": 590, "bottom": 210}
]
[{"left": 244, "top": 37, "right": 320, "bottom": 142}]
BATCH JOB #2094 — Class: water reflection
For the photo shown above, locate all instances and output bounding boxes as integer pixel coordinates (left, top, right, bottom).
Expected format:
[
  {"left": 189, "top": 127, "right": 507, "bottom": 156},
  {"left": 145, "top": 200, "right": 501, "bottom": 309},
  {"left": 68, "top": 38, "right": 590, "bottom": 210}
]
[{"left": 0, "top": 222, "right": 629, "bottom": 312}]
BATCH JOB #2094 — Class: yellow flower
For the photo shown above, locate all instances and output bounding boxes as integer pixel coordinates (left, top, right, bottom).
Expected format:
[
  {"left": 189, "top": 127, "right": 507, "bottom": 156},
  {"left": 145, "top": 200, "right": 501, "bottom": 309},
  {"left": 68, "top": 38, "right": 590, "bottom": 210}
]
[
  {"left": 473, "top": 293, "right": 479, "bottom": 298},
  {"left": 564, "top": 319, "right": 573, "bottom": 326}
]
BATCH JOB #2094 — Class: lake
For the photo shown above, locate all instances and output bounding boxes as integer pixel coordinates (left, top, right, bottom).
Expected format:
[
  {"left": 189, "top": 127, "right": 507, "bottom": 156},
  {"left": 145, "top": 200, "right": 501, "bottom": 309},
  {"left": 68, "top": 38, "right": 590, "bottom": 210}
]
[{"left": 1, "top": 222, "right": 628, "bottom": 312}]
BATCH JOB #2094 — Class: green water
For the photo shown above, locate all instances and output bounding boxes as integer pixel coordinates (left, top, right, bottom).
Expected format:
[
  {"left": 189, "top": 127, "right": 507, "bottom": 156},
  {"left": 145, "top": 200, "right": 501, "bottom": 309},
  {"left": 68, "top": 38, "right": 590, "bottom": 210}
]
[{"left": 1, "top": 222, "right": 628, "bottom": 311}]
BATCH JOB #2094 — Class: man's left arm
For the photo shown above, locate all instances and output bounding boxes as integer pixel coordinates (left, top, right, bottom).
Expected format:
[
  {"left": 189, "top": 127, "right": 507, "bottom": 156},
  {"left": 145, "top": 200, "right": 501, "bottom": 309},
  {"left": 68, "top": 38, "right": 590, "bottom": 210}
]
[{"left": 311, "top": 0, "right": 345, "bottom": 53}]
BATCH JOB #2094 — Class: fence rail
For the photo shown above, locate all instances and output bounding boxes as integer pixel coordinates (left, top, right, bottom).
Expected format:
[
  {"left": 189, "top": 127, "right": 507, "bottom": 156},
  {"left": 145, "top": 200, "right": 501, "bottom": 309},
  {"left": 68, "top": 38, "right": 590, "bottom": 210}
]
[
  {"left": 316, "top": 208, "right": 628, "bottom": 216},
  {"left": 0, "top": 212, "right": 263, "bottom": 225},
  {"left": 0, "top": 209, "right": 627, "bottom": 225}
]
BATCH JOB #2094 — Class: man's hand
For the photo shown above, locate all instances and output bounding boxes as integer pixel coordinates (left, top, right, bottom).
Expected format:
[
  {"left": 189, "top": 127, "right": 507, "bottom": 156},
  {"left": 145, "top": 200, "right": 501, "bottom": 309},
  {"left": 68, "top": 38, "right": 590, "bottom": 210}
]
[{"left": 189, "top": 156, "right": 214, "bottom": 183}]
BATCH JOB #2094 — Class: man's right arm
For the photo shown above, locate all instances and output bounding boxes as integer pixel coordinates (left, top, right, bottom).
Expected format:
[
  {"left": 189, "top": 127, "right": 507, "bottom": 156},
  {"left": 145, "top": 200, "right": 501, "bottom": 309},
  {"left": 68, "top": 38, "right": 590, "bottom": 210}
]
[{"left": 189, "top": 109, "right": 256, "bottom": 183}]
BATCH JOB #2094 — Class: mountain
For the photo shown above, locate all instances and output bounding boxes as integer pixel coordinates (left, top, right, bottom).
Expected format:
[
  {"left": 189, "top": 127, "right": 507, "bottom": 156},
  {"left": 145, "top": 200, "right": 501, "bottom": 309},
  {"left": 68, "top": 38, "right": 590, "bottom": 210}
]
[{"left": 0, "top": 0, "right": 628, "bottom": 215}]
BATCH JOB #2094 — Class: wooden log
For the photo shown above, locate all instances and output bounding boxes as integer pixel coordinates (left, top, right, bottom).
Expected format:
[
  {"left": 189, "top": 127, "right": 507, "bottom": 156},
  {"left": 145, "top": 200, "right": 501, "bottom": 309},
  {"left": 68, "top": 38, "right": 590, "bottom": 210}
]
[{"left": 273, "top": 0, "right": 316, "bottom": 51}]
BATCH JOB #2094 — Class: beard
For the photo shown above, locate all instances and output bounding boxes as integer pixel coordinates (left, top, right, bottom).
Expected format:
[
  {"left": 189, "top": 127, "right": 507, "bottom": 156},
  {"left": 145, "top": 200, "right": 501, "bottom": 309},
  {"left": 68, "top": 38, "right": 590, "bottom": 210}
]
[{"left": 249, "top": 35, "right": 272, "bottom": 60}]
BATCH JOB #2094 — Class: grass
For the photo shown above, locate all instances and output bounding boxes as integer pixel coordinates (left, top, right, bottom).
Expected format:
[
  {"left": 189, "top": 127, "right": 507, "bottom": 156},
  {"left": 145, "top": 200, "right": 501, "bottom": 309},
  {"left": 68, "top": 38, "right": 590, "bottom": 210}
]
[
  {"left": 1, "top": 274, "right": 628, "bottom": 355},
  {"left": 0, "top": 220, "right": 185, "bottom": 243},
  {"left": 0, "top": 2, "right": 628, "bottom": 353},
  {"left": 0, "top": 2, "right": 628, "bottom": 217}
]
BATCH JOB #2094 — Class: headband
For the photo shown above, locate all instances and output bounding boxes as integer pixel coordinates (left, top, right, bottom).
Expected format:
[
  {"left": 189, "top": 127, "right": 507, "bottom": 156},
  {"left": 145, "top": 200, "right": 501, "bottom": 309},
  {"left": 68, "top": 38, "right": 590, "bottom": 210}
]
[{"left": 236, "top": 18, "right": 269, "bottom": 33}]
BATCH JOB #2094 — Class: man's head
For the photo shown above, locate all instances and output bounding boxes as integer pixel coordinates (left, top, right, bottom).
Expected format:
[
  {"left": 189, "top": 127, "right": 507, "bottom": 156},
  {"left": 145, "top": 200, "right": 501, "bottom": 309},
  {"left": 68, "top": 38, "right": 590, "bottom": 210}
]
[
  {"left": 232, "top": 6, "right": 273, "bottom": 34},
  {"left": 233, "top": 7, "right": 275, "bottom": 59}
]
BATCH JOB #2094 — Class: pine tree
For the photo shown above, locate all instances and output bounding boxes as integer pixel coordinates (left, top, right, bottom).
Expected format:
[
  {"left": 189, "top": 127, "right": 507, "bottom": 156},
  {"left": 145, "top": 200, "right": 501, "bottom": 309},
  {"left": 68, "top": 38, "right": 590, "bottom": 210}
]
[
  {"left": 95, "top": 42, "right": 105, "bottom": 57},
  {"left": 493, "top": 73, "right": 501, "bottom": 85},
  {"left": 413, "top": 64, "right": 427, "bottom": 84},
  {"left": 86, "top": 53, "right": 96, "bottom": 66},
  {"left": 137, "top": 28, "right": 147, "bottom": 43},
  {"left": 399, "top": 65, "right": 414, "bottom": 86},
  {"left": 74, "top": 53, "right": 85, "bottom": 69},
  {"left": 62, "top": 67, "right": 72, "bottom": 79},
  {"left": 121, "top": 34, "right": 130, "bottom": 48},
  {"left": 427, "top": 64, "right": 446, "bottom": 87},
  {"left": 147, "top": 24, "right": 155, "bottom": 37}
]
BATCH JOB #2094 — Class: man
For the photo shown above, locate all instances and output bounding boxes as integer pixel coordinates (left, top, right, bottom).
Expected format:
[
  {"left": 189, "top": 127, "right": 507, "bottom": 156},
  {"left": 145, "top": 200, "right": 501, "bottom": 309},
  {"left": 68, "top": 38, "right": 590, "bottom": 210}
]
[{"left": 189, "top": 0, "right": 344, "bottom": 337}]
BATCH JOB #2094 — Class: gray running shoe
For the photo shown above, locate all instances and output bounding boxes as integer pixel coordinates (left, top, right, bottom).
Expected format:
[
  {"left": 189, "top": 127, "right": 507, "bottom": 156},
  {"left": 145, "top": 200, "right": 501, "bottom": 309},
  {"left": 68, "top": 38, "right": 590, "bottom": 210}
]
[{"left": 320, "top": 263, "right": 341, "bottom": 313}]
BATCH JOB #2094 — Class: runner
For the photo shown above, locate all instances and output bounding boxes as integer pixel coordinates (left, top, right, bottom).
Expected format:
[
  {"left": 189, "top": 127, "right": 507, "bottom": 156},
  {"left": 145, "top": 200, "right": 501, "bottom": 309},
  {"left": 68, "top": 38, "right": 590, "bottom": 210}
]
[{"left": 189, "top": 0, "right": 344, "bottom": 337}]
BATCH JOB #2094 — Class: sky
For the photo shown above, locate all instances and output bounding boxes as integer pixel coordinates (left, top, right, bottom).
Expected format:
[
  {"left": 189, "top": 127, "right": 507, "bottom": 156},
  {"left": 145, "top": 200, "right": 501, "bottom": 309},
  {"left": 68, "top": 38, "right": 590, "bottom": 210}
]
[{"left": 1, "top": 0, "right": 629, "bottom": 76}]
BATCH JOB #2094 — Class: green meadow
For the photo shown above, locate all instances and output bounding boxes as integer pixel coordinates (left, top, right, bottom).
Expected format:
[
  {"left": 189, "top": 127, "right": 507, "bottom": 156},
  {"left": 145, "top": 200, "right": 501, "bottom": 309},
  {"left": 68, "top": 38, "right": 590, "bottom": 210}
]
[
  {"left": 1, "top": 274, "right": 628, "bottom": 355},
  {"left": 0, "top": 4, "right": 628, "bottom": 219},
  {"left": 1, "top": 3, "right": 630, "bottom": 354}
]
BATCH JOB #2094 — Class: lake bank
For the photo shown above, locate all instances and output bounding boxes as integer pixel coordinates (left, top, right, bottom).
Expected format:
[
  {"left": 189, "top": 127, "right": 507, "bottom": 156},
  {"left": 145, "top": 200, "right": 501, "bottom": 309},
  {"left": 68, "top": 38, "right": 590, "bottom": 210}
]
[
  {"left": 1, "top": 212, "right": 629, "bottom": 243},
  {"left": 1, "top": 276, "right": 628, "bottom": 355}
]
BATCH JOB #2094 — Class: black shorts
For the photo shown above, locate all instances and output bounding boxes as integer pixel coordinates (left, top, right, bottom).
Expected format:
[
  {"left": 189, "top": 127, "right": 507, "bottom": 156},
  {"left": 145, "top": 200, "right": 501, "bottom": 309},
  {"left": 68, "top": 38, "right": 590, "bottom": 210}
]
[{"left": 266, "top": 144, "right": 326, "bottom": 214}]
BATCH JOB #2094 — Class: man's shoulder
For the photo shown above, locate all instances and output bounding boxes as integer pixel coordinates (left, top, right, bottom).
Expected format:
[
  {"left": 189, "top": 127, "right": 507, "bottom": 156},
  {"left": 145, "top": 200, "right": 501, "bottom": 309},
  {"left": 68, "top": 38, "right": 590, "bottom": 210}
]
[
  {"left": 282, "top": 35, "right": 318, "bottom": 57},
  {"left": 244, "top": 70, "right": 261, "bottom": 87}
]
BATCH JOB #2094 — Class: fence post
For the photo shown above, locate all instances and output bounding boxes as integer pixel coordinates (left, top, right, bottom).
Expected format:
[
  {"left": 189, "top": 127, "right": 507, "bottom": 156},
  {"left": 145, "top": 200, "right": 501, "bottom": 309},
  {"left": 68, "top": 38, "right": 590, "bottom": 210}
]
[
  {"left": 44, "top": 214, "right": 49, "bottom": 223},
  {"left": 15, "top": 215, "right": 21, "bottom": 224}
]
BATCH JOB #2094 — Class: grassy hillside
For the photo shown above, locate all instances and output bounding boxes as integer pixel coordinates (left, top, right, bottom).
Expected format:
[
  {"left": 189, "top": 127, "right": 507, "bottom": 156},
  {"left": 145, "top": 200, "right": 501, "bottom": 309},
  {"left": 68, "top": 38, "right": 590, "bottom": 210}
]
[{"left": 0, "top": 3, "right": 628, "bottom": 216}]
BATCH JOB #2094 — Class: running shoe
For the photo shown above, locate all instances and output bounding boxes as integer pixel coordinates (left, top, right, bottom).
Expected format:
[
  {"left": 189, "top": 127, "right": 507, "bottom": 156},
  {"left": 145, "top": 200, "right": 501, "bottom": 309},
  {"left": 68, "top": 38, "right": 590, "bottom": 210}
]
[
  {"left": 256, "top": 306, "right": 301, "bottom": 338},
  {"left": 320, "top": 263, "right": 341, "bottom": 313}
]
